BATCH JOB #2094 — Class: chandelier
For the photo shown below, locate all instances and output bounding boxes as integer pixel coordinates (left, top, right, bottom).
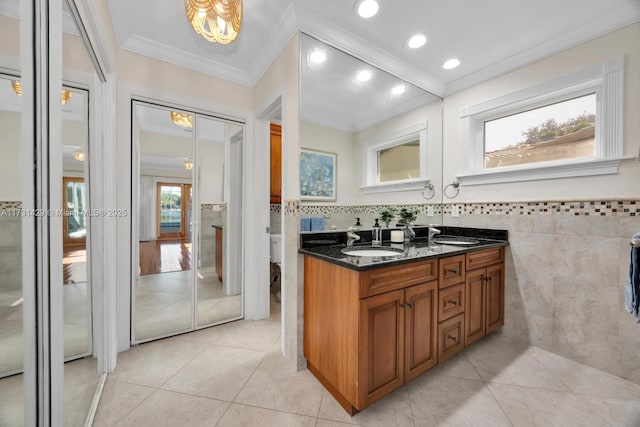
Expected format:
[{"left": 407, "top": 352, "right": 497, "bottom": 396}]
[
  {"left": 170, "top": 111, "right": 193, "bottom": 128},
  {"left": 12, "top": 80, "right": 73, "bottom": 105},
  {"left": 184, "top": 0, "right": 242, "bottom": 45}
]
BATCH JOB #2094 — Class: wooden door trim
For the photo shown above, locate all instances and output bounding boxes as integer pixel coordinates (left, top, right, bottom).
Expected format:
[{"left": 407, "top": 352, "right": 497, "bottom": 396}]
[{"left": 156, "top": 182, "right": 191, "bottom": 240}]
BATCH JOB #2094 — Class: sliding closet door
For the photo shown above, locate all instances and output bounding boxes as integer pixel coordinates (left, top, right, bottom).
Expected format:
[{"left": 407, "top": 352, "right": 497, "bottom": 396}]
[
  {"left": 195, "top": 116, "right": 243, "bottom": 327},
  {"left": 133, "top": 102, "right": 194, "bottom": 342}
]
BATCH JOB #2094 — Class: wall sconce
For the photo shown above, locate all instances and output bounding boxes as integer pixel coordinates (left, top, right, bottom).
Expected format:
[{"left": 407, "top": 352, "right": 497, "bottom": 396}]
[
  {"left": 184, "top": 160, "right": 194, "bottom": 170},
  {"left": 74, "top": 150, "right": 85, "bottom": 161}
]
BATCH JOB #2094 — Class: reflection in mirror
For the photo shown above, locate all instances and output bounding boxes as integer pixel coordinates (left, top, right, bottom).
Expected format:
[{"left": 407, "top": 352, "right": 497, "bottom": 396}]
[
  {"left": 0, "top": 1, "right": 25, "bottom": 423},
  {"left": 133, "top": 102, "right": 244, "bottom": 342},
  {"left": 196, "top": 117, "right": 243, "bottom": 326},
  {"left": 134, "top": 102, "right": 194, "bottom": 341},
  {"left": 299, "top": 33, "right": 443, "bottom": 228}
]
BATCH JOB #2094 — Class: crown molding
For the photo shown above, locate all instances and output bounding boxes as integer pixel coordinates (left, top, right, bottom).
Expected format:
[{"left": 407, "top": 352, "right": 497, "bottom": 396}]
[
  {"left": 293, "top": 2, "right": 445, "bottom": 97},
  {"left": 248, "top": 2, "right": 298, "bottom": 84},
  {"left": 444, "top": 6, "right": 640, "bottom": 96},
  {"left": 121, "top": 34, "right": 253, "bottom": 87}
]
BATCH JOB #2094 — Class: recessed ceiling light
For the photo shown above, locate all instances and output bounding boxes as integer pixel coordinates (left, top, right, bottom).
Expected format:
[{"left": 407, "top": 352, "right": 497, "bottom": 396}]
[
  {"left": 407, "top": 33, "right": 427, "bottom": 49},
  {"left": 356, "top": 69, "right": 372, "bottom": 82},
  {"left": 309, "top": 49, "right": 327, "bottom": 64},
  {"left": 443, "top": 58, "right": 461, "bottom": 70},
  {"left": 391, "top": 84, "right": 406, "bottom": 95},
  {"left": 356, "top": 0, "right": 379, "bottom": 18}
]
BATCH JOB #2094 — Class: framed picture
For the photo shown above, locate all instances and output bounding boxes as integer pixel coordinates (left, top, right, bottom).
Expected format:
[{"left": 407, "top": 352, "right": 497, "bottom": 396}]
[{"left": 299, "top": 148, "right": 337, "bottom": 201}]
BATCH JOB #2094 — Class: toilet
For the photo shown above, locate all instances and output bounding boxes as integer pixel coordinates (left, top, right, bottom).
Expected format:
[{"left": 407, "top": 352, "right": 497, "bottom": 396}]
[{"left": 270, "top": 234, "right": 282, "bottom": 301}]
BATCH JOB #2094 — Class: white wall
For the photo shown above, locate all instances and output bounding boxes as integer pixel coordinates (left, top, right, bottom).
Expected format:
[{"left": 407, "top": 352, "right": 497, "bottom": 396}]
[
  {"left": 299, "top": 121, "right": 357, "bottom": 205},
  {"left": 198, "top": 140, "right": 225, "bottom": 203},
  {"left": 0, "top": 112, "right": 21, "bottom": 200},
  {"left": 442, "top": 22, "right": 640, "bottom": 203}
]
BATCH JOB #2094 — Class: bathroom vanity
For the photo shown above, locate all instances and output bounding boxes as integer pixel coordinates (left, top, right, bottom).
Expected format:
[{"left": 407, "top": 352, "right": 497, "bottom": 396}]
[{"left": 300, "top": 228, "right": 508, "bottom": 415}]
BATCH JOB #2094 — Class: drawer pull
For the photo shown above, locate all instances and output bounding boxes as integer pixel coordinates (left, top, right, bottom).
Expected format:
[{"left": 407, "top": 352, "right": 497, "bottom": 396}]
[
  {"left": 446, "top": 334, "right": 457, "bottom": 342},
  {"left": 401, "top": 302, "right": 414, "bottom": 309},
  {"left": 446, "top": 269, "right": 459, "bottom": 275},
  {"left": 446, "top": 300, "right": 459, "bottom": 306}
]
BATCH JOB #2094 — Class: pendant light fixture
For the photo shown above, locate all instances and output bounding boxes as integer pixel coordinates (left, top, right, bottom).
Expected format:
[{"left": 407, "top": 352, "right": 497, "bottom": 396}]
[
  {"left": 184, "top": 0, "right": 242, "bottom": 45},
  {"left": 12, "top": 80, "right": 73, "bottom": 105},
  {"left": 171, "top": 111, "right": 193, "bottom": 128}
]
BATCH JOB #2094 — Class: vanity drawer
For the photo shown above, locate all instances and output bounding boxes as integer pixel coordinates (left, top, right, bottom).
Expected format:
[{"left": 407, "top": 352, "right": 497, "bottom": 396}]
[
  {"left": 359, "top": 259, "right": 438, "bottom": 298},
  {"left": 466, "top": 247, "right": 504, "bottom": 271},
  {"left": 438, "top": 313, "right": 465, "bottom": 363},
  {"left": 439, "top": 255, "right": 466, "bottom": 289},
  {"left": 438, "top": 284, "right": 465, "bottom": 321}
]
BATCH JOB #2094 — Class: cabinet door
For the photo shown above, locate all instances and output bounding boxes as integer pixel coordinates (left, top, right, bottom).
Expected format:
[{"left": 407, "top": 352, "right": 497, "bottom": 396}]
[
  {"left": 360, "top": 289, "right": 404, "bottom": 408},
  {"left": 270, "top": 123, "right": 282, "bottom": 203},
  {"left": 485, "top": 264, "right": 505, "bottom": 334},
  {"left": 465, "top": 269, "right": 485, "bottom": 346},
  {"left": 404, "top": 281, "right": 438, "bottom": 382}
]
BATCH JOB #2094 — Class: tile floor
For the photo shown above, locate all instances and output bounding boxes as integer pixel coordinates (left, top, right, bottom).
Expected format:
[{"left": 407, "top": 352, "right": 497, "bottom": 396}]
[
  {"left": 94, "top": 306, "right": 640, "bottom": 427},
  {"left": 134, "top": 270, "right": 242, "bottom": 341}
]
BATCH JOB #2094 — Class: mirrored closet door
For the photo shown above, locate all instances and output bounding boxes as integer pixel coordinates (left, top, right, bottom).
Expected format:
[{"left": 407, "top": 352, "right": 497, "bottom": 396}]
[{"left": 132, "top": 101, "right": 244, "bottom": 343}]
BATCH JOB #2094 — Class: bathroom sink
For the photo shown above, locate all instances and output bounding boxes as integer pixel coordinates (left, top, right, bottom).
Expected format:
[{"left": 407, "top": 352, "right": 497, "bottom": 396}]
[
  {"left": 341, "top": 247, "right": 404, "bottom": 257},
  {"left": 432, "top": 235, "right": 480, "bottom": 246}
]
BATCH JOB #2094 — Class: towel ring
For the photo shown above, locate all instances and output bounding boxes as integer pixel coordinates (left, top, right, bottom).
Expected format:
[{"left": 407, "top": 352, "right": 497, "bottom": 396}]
[
  {"left": 444, "top": 181, "right": 460, "bottom": 199},
  {"left": 421, "top": 183, "right": 435, "bottom": 200},
  {"left": 631, "top": 237, "right": 640, "bottom": 247}
]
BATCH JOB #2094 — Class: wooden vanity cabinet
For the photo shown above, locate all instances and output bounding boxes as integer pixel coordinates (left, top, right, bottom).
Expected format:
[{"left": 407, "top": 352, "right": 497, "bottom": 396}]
[{"left": 465, "top": 248, "right": 505, "bottom": 346}]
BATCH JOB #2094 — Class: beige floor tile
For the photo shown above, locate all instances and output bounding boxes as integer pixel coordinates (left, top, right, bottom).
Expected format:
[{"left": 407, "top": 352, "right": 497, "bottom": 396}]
[
  {"left": 423, "top": 352, "right": 482, "bottom": 381},
  {"left": 161, "top": 345, "right": 265, "bottom": 401},
  {"left": 464, "top": 338, "right": 569, "bottom": 392},
  {"left": 578, "top": 394, "right": 640, "bottom": 427},
  {"left": 114, "top": 389, "right": 228, "bottom": 427},
  {"left": 318, "top": 387, "right": 414, "bottom": 427},
  {"left": 234, "top": 352, "right": 324, "bottom": 416},
  {"left": 175, "top": 319, "right": 281, "bottom": 352},
  {"left": 488, "top": 382, "right": 618, "bottom": 427},
  {"left": 407, "top": 374, "right": 511, "bottom": 426},
  {"left": 530, "top": 346, "right": 640, "bottom": 400},
  {"left": 0, "top": 373, "right": 23, "bottom": 427},
  {"left": 108, "top": 339, "right": 209, "bottom": 388},
  {"left": 92, "top": 380, "right": 155, "bottom": 427},
  {"left": 217, "top": 403, "right": 317, "bottom": 427},
  {"left": 315, "top": 420, "right": 357, "bottom": 427}
]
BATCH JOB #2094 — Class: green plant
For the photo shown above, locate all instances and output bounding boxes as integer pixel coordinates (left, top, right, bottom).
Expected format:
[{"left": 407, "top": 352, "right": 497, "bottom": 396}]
[
  {"left": 379, "top": 207, "right": 397, "bottom": 227},
  {"left": 397, "top": 208, "right": 418, "bottom": 225}
]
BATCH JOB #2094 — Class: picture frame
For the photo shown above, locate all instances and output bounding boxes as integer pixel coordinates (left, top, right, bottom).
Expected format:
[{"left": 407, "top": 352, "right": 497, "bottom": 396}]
[{"left": 299, "top": 148, "right": 337, "bottom": 201}]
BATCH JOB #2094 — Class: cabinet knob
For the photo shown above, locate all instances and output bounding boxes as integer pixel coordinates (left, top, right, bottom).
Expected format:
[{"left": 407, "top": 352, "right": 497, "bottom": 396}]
[{"left": 401, "top": 302, "right": 414, "bottom": 309}]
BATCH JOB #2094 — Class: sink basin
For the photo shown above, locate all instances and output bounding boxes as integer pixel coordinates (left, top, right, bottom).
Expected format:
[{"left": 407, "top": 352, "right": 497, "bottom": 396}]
[
  {"left": 432, "top": 236, "right": 480, "bottom": 245},
  {"left": 341, "top": 247, "right": 404, "bottom": 257}
]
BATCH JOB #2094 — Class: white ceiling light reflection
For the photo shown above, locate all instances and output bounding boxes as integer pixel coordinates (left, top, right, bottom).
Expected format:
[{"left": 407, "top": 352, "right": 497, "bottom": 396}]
[
  {"left": 407, "top": 33, "right": 427, "bottom": 49},
  {"left": 309, "top": 49, "right": 327, "bottom": 64},
  {"left": 356, "top": 69, "right": 372, "bottom": 82},
  {"left": 443, "top": 58, "right": 461, "bottom": 70},
  {"left": 356, "top": 0, "right": 379, "bottom": 18},
  {"left": 391, "top": 84, "right": 406, "bottom": 95}
]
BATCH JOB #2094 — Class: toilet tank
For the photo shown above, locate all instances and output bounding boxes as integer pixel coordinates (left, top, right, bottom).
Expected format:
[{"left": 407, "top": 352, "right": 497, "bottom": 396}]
[{"left": 270, "top": 234, "right": 282, "bottom": 263}]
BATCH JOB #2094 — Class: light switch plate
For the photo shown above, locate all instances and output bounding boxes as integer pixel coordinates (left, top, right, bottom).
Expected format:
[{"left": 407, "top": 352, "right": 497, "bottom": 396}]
[
  {"left": 451, "top": 205, "right": 460, "bottom": 217},
  {"left": 427, "top": 206, "right": 434, "bottom": 217}
]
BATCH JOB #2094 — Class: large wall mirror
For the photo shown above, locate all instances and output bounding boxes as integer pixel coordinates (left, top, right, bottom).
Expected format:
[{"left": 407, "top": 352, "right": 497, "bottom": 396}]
[
  {"left": 299, "top": 33, "right": 443, "bottom": 228},
  {"left": 132, "top": 101, "right": 244, "bottom": 343}
]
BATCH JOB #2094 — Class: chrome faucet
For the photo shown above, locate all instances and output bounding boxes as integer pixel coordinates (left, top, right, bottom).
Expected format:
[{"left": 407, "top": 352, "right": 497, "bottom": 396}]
[
  {"left": 346, "top": 227, "right": 361, "bottom": 247},
  {"left": 428, "top": 224, "right": 441, "bottom": 248}
]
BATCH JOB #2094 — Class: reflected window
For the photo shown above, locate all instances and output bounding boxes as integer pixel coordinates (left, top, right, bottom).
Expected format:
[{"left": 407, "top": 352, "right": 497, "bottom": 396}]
[{"left": 378, "top": 139, "right": 420, "bottom": 182}]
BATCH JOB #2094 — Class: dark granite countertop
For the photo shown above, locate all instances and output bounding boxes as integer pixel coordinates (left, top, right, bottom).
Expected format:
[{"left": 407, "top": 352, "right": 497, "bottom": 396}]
[{"left": 299, "top": 226, "right": 508, "bottom": 271}]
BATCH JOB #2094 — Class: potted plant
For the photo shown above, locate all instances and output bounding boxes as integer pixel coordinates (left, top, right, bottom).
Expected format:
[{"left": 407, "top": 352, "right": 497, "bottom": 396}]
[
  {"left": 398, "top": 208, "right": 418, "bottom": 242},
  {"left": 379, "top": 207, "right": 397, "bottom": 228}
]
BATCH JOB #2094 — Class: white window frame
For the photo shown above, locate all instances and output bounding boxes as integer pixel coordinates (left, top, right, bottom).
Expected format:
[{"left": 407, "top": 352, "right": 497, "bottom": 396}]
[
  {"left": 361, "top": 122, "right": 430, "bottom": 193},
  {"left": 457, "top": 57, "right": 625, "bottom": 185}
]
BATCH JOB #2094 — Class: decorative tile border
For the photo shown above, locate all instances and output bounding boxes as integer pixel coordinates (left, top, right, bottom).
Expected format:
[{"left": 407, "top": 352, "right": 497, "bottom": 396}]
[
  {"left": 299, "top": 204, "right": 441, "bottom": 216},
  {"left": 201, "top": 203, "right": 226, "bottom": 212},
  {"left": 442, "top": 200, "right": 640, "bottom": 217},
  {"left": 0, "top": 201, "right": 21, "bottom": 209},
  {"left": 284, "top": 199, "right": 300, "bottom": 216},
  {"left": 270, "top": 204, "right": 281, "bottom": 213}
]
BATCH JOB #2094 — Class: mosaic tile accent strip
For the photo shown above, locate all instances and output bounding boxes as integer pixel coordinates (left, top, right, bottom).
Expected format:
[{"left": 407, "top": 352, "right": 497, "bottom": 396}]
[
  {"left": 284, "top": 199, "right": 300, "bottom": 216},
  {"left": 270, "top": 204, "right": 281, "bottom": 213},
  {"left": 201, "top": 203, "right": 226, "bottom": 212},
  {"left": 442, "top": 200, "right": 640, "bottom": 217},
  {"left": 300, "top": 204, "right": 441, "bottom": 216},
  {"left": 0, "top": 201, "right": 22, "bottom": 209}
]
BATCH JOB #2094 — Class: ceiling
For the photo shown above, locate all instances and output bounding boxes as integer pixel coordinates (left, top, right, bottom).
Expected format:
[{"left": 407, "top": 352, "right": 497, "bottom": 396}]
[{"left": 107, "top": 0, "right": 640, "bottom": 96}]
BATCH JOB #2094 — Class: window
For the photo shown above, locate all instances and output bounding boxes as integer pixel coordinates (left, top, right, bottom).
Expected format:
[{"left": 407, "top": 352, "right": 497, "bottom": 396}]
[
  {"left": 458, "top": 57, "right": 624, "bottom": 185},
  {"left": 362, "top": 123, "right": 429, "bottom": 192}
]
